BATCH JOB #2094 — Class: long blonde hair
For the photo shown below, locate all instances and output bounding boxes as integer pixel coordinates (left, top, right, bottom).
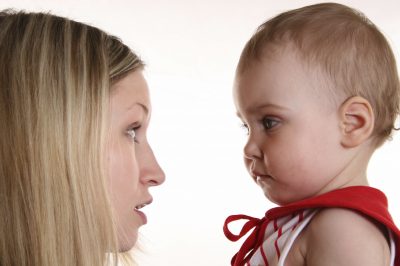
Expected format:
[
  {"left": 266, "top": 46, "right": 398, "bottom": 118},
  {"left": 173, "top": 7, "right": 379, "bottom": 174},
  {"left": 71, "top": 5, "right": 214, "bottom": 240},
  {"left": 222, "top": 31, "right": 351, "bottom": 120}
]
[{"left": 0, "top": 10, "right": 144, "bottom": 265}]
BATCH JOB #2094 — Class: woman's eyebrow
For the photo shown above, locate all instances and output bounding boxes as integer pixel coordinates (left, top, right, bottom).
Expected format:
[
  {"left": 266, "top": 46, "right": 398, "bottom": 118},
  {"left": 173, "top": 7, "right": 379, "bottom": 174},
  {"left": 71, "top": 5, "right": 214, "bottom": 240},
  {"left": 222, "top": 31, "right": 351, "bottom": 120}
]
[{"left": 126, "top": 102, "right": 149, "bottom": 114}]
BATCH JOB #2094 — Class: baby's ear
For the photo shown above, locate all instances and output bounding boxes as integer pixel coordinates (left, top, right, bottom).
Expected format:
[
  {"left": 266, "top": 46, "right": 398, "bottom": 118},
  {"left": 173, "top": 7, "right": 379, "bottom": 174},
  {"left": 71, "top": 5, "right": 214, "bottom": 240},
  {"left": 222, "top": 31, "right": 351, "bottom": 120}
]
[{"left": 339, "top": 96, "right": 374, "bottom": 148}]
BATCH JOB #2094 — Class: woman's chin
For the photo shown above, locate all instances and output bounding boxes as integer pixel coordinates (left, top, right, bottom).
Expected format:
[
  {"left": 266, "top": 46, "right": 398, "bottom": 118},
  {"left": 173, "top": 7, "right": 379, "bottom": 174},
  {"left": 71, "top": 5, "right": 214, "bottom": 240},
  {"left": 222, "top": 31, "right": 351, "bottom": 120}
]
[{"left": 117, "top": 231, "right": 138, "bottom": 252}]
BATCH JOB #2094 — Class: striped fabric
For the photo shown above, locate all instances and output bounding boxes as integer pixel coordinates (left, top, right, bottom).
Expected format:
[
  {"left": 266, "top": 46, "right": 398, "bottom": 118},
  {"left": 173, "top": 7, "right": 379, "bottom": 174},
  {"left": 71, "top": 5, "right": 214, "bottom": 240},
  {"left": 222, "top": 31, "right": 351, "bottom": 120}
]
[
  {"left": 246, "top": 209, "right": 317, "bottom": 266},
  {"left": 224, "top": 186, "right": 400, "bottom": 266}
]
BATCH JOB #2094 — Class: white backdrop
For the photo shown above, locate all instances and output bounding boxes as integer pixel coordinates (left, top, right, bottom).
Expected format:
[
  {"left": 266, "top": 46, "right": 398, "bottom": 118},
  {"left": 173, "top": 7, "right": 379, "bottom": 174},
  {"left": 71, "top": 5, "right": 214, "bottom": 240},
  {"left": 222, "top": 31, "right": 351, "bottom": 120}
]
[{"left": 1, "top": 1, "right": 399, "bottom": 265}]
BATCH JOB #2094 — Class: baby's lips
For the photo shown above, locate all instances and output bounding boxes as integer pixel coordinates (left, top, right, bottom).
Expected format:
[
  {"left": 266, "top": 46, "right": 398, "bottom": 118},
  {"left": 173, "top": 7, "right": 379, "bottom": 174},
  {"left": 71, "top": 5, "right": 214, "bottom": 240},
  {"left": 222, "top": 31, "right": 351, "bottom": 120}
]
[{"left": 250, "top": 169, "right": 267, "bottom": 179}]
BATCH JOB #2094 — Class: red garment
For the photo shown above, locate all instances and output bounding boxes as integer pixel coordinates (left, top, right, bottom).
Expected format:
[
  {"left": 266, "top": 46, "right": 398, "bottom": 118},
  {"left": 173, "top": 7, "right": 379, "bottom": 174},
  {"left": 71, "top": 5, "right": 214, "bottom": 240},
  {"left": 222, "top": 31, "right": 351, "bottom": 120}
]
[{"left": 224, "top": 186, "right": 400, "bottom": 266}]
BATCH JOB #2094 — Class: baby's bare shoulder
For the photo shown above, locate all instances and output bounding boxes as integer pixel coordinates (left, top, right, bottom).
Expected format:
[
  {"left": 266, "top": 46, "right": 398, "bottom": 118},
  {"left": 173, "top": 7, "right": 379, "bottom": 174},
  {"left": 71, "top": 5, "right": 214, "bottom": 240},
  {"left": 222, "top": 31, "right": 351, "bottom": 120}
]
[{"left": 303, "top": 208, "right": 390, "bottom": 266}]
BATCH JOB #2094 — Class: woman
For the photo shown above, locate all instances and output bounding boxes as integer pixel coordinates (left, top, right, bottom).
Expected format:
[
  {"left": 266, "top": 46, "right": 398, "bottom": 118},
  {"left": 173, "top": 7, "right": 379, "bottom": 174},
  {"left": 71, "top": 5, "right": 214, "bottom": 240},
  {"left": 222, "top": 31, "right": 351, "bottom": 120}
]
[{"left": 0, "top": 9, "right": 165, "bottom": 265}]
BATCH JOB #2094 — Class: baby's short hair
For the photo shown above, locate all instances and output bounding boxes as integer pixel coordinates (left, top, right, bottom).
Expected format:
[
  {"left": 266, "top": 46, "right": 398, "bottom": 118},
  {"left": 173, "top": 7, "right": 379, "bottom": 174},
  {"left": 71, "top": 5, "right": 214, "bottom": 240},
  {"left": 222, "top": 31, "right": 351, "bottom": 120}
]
[{"left": 237, "top": 3, "right": 400, "bottom": 146}]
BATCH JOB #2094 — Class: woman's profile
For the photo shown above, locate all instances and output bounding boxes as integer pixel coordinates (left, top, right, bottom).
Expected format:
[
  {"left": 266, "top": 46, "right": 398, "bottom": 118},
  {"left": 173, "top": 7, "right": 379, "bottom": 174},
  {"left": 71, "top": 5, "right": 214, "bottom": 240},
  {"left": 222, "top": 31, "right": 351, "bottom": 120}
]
[{"left": 0, "top": 9, "right": 165, "bottom": 265}]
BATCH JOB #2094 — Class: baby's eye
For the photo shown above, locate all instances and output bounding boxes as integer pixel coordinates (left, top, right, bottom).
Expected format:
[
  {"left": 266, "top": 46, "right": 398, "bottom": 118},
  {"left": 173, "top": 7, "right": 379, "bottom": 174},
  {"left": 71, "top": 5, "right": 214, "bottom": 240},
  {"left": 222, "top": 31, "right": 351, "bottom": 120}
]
[
  {"left": 240, "top": 123, "right": 249, "bottom": 135},
  {"left": 127, "top": 127, "right": 140, "bottom": 143},
  {"left": 262, "top": 117, "right": 279, "bottom": 130}
]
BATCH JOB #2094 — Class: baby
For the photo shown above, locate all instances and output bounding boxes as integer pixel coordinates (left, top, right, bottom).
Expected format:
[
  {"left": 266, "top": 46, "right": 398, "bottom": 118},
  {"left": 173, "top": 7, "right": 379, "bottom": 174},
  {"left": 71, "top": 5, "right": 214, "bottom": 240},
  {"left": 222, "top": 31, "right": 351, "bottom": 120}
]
[{"left": 224, "top": 3, "right": 400, "bottom": 266}]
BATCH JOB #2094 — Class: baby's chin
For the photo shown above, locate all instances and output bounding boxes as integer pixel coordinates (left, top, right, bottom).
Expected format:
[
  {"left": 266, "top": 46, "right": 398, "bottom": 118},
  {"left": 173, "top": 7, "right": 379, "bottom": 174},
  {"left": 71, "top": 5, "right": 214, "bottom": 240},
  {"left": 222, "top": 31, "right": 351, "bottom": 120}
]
[{"left": 262, "top": 188, "right": 307, "bottom": 206}]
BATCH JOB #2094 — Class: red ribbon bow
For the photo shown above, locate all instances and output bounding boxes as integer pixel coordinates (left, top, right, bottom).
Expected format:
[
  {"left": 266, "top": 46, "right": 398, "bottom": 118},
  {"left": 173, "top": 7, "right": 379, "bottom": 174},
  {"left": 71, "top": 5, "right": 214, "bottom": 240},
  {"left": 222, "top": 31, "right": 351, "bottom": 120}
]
[{"left": 224, "top": 214, "right": 268, "bottom": 266}]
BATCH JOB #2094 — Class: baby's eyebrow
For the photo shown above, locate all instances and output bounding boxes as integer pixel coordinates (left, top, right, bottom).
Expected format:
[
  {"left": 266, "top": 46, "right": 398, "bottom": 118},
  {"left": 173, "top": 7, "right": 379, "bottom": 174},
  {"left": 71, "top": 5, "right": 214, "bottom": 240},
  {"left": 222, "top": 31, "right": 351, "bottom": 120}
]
[{"left": 246, "top": 103, "right": 290, "bottom": 114}]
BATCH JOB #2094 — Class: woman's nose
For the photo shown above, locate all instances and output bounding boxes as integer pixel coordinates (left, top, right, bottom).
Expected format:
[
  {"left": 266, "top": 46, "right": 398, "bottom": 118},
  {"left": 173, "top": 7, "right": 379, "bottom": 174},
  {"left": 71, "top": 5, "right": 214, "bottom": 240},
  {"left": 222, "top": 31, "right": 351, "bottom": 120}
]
[{"left": 140, "top": 144, "right": 166, "bottom": 186}]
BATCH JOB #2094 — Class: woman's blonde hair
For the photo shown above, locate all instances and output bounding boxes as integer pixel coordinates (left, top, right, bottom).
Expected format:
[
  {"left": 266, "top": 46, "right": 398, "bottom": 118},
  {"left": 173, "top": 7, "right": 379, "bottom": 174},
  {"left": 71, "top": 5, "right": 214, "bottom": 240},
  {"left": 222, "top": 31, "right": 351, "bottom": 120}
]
[{"left": 0, "top": 9, "right": 144, "bottom": 265}]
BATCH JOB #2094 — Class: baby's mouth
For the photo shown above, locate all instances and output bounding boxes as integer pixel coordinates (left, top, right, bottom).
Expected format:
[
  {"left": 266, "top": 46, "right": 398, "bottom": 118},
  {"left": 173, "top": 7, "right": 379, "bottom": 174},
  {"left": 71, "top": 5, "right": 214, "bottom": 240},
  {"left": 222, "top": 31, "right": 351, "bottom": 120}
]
[
  {"left": 257, "top": 174, "right": 272, "bottom": 179},
  {"left": 251, "top": 169, "right": 272, "bottom": 181},
  {"left": 256, "top": 174, "right": 273, "bottom": 183}
]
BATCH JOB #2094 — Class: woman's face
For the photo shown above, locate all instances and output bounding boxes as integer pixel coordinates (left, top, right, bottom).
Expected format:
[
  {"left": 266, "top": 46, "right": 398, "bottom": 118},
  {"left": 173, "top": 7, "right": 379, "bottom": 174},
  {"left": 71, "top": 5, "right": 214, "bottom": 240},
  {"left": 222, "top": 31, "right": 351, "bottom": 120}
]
[{"left": 108, "top": 70, "right": 165, "bottom": 251}]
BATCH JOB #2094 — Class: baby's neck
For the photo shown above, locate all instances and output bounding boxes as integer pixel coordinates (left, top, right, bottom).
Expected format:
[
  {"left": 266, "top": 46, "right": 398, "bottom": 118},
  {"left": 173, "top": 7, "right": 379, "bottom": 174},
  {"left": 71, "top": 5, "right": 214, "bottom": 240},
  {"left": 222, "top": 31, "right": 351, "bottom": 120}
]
[{"left": 316, "top": 142, "right": 374, "bottom": 196}]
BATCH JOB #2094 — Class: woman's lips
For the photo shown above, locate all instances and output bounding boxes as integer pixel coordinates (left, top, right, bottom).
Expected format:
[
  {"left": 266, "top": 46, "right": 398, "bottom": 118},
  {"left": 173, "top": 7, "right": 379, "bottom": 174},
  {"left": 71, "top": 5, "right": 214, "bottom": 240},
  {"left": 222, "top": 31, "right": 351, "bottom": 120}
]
[
  {"left": 134, "top": 209, "right": 147, "bottom": 224},
  {"left": 134, "top": 198, "right": 153, "bottom": 225}
]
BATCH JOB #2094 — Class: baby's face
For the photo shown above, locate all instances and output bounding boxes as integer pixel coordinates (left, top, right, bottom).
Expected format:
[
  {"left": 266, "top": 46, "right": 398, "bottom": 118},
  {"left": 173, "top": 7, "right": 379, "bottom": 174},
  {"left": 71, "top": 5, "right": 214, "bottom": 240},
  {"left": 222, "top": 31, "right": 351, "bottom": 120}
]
[{"left": 233, "top": 50, "right": 350, "bottom": 205}]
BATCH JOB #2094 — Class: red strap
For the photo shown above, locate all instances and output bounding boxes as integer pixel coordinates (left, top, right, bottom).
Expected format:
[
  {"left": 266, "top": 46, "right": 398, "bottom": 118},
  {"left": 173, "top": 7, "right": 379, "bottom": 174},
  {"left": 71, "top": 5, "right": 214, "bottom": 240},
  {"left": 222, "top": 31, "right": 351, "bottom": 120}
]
[{"left": 224, "top": 186, "right": 400, "bottom": 266}]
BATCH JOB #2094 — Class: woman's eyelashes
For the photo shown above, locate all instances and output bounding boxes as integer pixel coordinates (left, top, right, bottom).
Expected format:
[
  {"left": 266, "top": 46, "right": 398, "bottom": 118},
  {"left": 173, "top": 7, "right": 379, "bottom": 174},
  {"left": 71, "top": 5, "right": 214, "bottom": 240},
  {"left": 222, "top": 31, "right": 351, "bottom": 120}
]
[{"left": 126, "top": 125, "right": 141, "bottom": 143}]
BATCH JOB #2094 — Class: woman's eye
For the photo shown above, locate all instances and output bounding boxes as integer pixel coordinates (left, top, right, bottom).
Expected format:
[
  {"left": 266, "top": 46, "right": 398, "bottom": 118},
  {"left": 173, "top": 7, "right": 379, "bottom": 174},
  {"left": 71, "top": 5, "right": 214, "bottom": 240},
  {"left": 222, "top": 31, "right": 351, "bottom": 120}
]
[
  {"left": 262, "top": 117, "right": 279, "bottom": 130},
  {"left": 127, "top": 127, "right": 140, "bottom": 143},
  {"left": 240, "top": 123, "right": 249, "bottom": 135}
]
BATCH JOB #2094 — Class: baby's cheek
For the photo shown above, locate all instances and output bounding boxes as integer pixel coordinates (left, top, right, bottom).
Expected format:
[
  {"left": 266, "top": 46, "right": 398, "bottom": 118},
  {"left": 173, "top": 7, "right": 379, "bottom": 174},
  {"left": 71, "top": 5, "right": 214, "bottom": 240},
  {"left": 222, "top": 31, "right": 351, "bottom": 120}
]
[{"left": 272, "top": 151, "right": 310, "bottom": 182}]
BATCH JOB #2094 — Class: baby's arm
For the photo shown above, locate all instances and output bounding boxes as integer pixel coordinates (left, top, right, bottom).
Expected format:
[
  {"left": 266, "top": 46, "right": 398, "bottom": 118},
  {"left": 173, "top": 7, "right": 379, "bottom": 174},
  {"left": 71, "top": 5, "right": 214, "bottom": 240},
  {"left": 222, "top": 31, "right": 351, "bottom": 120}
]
[{"left": 304, "top": 208, "right": 391, "bottom": 266}]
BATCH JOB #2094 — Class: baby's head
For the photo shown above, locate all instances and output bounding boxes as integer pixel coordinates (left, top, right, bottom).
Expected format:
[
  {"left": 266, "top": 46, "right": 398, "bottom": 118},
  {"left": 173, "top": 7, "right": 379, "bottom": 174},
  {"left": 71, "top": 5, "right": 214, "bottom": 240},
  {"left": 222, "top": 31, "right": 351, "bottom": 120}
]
[{"left": 234, "top": 3, "right": 400, "bottom": 205}]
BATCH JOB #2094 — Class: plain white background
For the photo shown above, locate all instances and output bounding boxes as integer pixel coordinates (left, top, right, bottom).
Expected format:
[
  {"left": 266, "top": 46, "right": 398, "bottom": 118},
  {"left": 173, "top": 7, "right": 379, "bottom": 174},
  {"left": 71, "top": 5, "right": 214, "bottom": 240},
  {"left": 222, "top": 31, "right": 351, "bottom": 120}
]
[{"left": 1, "top": 1, "right": 399, "bottom": 265}]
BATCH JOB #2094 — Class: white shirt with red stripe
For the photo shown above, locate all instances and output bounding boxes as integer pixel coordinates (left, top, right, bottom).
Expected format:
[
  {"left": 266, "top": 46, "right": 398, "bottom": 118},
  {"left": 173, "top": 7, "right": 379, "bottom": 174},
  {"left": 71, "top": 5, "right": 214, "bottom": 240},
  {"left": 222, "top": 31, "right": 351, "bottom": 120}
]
[{"left": 247, "top": 209, "right": 396, "bottom": 266}]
